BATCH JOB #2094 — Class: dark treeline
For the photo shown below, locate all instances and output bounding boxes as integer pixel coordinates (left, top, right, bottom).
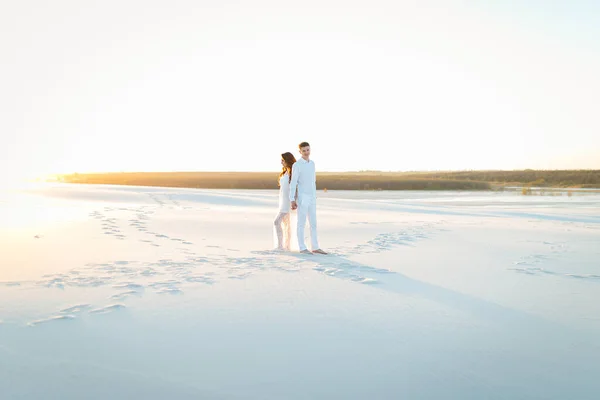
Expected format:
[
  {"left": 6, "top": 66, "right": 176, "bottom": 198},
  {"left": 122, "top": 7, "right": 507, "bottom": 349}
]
[
  {"left": 395, "top": 170, "right": 600, "bottom": 188},
  {"left": 55, "top": 172, "right": 490, "bottom": 190}
]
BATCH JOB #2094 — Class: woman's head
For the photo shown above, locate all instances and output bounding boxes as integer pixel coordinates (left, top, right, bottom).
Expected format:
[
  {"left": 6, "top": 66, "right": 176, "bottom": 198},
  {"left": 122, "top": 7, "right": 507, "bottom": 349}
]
[
  {"left": 279, "top": 152, "right": 297, "bottom": 184},
  {"left": 281, "top": 152, "right": 296, "bottom": 168}
]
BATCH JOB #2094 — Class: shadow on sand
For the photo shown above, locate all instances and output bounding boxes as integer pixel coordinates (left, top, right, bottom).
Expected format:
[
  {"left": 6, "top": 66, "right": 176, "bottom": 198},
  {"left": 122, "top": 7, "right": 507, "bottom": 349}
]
[{"left": 285, "top": 251, "right": 569, "bottom": 331}]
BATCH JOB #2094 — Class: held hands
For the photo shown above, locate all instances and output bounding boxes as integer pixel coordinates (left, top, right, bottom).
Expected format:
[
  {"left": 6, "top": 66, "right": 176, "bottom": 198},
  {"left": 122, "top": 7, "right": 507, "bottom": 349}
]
[{"left": 291, "top": 200, "right": 298, "bottom": 210}]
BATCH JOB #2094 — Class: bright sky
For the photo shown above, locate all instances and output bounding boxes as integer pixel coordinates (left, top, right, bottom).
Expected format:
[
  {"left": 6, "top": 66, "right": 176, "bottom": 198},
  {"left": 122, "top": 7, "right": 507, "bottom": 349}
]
[{"left": 1, "top": 0, "right": 599, "bottom": 181}]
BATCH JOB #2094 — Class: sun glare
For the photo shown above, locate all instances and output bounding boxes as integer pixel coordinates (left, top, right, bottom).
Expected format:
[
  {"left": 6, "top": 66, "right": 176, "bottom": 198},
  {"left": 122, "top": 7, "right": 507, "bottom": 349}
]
[
  {"left": 0, "top": 174, "right": 46, "bottom": 191},
  {"left": 0, "top": 185, "right": 84, "bottom": 230}
]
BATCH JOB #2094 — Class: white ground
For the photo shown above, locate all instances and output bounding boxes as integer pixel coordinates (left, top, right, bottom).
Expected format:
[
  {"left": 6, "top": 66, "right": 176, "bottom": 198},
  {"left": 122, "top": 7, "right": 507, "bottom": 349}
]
[{"left": 1, "top": 183, "right": 599, "bottom": 399}]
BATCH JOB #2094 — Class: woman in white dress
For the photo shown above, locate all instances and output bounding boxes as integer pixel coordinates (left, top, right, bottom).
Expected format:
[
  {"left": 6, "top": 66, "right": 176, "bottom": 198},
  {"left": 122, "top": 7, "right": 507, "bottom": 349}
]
[{"left": 274, "top": 152, "right": 297, "bottom": 250}]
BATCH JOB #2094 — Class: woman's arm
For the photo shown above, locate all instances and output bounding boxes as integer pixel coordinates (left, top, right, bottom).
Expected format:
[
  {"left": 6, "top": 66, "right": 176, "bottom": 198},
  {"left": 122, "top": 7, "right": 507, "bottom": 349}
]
[{"left": 289, "top": 164, "right": 300, "bottom": 202}]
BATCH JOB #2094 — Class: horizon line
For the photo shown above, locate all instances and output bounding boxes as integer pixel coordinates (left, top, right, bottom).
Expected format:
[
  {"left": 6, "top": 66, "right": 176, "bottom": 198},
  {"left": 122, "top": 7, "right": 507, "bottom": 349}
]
[{"left": 49, "top": 168, "right": 600, "bottom": 175}]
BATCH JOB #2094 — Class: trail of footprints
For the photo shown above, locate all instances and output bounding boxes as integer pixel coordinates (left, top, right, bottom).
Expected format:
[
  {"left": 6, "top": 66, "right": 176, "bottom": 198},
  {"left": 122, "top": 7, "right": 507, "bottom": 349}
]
[
  {"left": 13, "top": 192, "right": 447, "bottom": 327},
  {"left": 509, "top": 240, "right": 600, "bottom": 281},
  {"left": 21, "top": 249, "right": 402, "bottom": 327},
  {"left": 27, "top": 304, "right": 127, "bottom": 326},
  {"left": 90, "top": 197, "right": 194, "bottom": 248},
  {"left": 332, "top": 221, "right": 444, "bottom": 255}
]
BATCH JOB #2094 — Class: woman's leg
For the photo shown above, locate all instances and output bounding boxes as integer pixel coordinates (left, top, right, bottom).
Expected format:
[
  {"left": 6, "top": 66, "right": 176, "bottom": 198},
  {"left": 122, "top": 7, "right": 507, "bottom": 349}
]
[
  {"left": 282, "top": 213, "right": 291, "bottom": 250},
  {"left": 273, "top": 212, "right": 287, "bottom": 249}
]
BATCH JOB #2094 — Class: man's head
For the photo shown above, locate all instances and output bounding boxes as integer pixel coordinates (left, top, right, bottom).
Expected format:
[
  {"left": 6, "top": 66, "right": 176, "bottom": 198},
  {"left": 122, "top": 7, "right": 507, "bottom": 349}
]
[{"left": 298, "top": 141, "right": 310, "bottom": 160}]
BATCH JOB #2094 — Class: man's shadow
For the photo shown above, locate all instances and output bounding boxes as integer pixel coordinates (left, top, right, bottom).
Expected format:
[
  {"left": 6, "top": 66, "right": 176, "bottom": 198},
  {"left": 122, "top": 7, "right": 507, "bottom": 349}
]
[{"left": 285, "top": 251, "right": 564, "bottom": 330}]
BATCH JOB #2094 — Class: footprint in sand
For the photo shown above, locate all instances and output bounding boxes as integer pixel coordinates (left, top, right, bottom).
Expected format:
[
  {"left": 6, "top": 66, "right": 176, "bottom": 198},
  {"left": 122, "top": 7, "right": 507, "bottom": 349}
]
[
  {"left": 150, "top": 280, "right": 183, "bottom": 295},
  {"left": 60, "top": 304, "right": 92, "bottom": 314},
  {"left": 565, "top": 274, "right": 600, "bottom": 280},
  {"left": 313, "top": 265, "right": 379, "bottom": 285},
  {"left": 1, "top": 281, "right": 22, "bottom": 287},
  {"left": 351, "top": 277, "right": 378, "bottom": 284},
  {"left": 155, "top": 287, "right": 183, "bottom": 295},
  {"left": 110, "top": 290, "right": 142, "bottom": 300},
  {"left": 37, "top": 277, "right": 66, "bottom": 289},
  {"left": 140, "top": 268, "right": 159, "bottom": 277},
  {"left": 113, "top": 283, "right": 144, "bottom": 290},
  {"left": 184, "top": 275, "right": 215, "bottom": 284},
  {"left": 89, "top": 304, "right": 126, "bottom": 315},
  {"left": 250, "top": 250, "right": 280, "bottom": 256},
  {"left": 28, "top": 314, "right": 76, "bottom": 327},
  {"left": 511, "top": 240, "right": 570, "bottom": 275},
  {"left": 179, "top": 249, "right": 197, "bottom": 256},
  {"left": 228, "top": 272, "right": 253, "bottom": 280}
]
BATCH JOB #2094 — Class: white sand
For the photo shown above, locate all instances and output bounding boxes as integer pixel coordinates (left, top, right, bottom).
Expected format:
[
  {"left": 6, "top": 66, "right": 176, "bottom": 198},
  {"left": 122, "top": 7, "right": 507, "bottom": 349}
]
[{"left": 1, "top": 183, "right": 600, "bottom": 399}]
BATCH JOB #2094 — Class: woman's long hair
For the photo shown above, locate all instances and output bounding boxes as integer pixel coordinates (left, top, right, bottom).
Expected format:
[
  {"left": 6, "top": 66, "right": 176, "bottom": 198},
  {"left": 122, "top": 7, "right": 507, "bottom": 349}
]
[{"left": 279, "top": 152, "right": 297, "bottom": 185}]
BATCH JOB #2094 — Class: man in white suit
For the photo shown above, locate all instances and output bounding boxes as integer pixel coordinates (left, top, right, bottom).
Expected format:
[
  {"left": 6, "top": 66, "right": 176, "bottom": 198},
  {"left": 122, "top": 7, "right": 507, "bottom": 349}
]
[{"left": 289, "top": 141, "right": 327, "bottom": 254}]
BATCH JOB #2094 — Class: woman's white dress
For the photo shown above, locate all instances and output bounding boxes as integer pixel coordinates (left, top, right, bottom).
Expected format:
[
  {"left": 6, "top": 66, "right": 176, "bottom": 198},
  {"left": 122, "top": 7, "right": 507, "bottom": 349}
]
[
  {"left": 278, "top": 173, "right": 291, "bottom": 213},
  {"left": 273, "top": 173, "right": 293, "bottom": 250}
]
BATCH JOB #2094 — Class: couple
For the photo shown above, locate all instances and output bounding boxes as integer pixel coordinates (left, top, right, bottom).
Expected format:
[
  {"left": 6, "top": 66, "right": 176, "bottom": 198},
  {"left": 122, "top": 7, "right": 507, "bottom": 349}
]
[{"left": 274, "top": 141, "right": 327, "bottom": 255}]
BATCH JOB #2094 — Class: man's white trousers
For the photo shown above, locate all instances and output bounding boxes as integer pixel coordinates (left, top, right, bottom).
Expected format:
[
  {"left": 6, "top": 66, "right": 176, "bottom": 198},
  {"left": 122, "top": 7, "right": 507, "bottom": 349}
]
[{"left": 296, "top": 195, "right": 319, "bottom": 251}]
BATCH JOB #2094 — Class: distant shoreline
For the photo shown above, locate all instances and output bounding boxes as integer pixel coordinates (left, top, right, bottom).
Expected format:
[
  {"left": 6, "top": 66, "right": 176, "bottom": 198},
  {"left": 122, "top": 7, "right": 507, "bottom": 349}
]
[{"left": 50, "top": 170, "right": 600, "bottom": 191}]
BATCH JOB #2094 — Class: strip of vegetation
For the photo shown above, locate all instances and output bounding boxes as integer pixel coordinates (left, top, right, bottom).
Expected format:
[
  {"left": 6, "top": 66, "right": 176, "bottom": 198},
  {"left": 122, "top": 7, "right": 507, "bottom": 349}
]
[
  {"left": 54, "top": 172, "right": 491, "bottom": 191},
  {"left": 54, "top": 170, "right": 600, "bottom": 190},
  {"left": 392, "top": 170, "right": 600, "bottom": 188}
]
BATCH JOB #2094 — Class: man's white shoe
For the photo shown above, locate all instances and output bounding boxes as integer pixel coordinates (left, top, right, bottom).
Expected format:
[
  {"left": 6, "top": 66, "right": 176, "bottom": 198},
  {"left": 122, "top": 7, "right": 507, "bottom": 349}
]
[{"left": 299, "top": 249, "right": 312, "bottom": 254}]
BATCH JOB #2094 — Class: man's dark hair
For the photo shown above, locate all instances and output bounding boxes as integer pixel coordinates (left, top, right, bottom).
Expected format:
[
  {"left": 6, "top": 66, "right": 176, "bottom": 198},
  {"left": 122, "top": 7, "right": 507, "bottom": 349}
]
[{"left": 299, "top": 141, "right": 310, "bottom": 149}]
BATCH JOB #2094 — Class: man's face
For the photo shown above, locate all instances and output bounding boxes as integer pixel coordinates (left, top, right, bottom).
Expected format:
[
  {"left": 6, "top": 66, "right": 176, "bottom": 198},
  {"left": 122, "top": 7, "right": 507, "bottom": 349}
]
[{"left": 300, "top": 146, "right": 310, "bottom": 159}]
